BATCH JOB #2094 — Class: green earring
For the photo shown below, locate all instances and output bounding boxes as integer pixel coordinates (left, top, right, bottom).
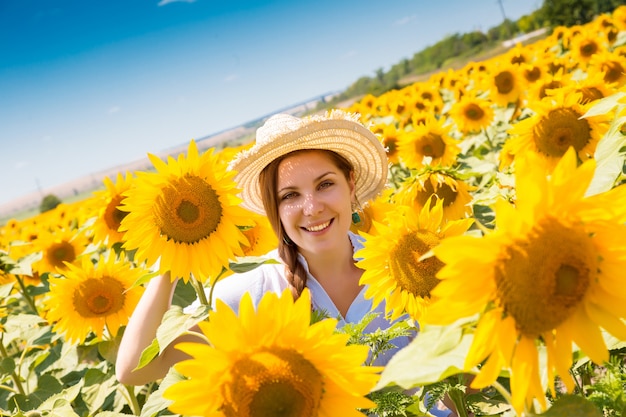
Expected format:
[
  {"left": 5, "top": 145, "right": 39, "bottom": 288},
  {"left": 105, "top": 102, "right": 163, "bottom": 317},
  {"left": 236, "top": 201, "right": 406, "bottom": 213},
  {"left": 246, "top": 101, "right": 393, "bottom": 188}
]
[{"left": 352, "top": 211, "right": 362, "bottom": 225}]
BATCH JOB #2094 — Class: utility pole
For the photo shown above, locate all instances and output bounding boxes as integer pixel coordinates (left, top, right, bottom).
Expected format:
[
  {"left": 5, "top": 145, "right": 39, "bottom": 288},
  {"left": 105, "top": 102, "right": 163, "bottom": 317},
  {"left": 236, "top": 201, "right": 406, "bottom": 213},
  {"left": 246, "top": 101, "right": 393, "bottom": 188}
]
[
  {"left": 497, "top": 0, "right": 507, "bottom": 21},
  {"left": 497, "top": 0, "right": 510, "bottom": 40}
]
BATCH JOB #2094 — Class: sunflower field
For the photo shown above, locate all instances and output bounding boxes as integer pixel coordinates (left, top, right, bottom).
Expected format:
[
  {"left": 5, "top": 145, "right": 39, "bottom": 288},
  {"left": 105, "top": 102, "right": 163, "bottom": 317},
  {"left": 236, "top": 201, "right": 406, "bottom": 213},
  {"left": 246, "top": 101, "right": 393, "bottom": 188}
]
[{"left": 2, "top": 5, "right": 626, "bottom": 417}]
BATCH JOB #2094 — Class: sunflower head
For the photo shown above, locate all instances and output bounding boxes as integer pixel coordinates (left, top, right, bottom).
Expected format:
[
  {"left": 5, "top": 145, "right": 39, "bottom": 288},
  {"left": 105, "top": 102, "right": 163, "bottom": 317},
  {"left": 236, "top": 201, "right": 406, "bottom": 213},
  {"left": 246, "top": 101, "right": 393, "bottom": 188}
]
[
  {"left": 504, "top": 89, "right": 609, "bottom": 170},
  {"left": 87, "top": 172, "right": 134, "bottom": 246},
  {"left": 396, "top": 116, "right": 460, "bottom": 169},
  {"left": 425, "top": 148, "right": 626, "bottom": 414},
  {"left": 32, "top": 227, "right": 89, "bottom": 276},
  {"left": 448, "top": 92, "right": 495, "bottom": 134},
  {"left": 119, "top": 140, "right": 254, "bottom": 283},
  {"left": 356, "top": 198, "right": 473, "bottom": 321},
  {"left": 164, "top": 289, "right": 381, "bottom": 417},
  {"left": 43, "top": 254, "right": 146, "bottom": 344},
  {"left": 394, "top": 169, "right": 473, "bottom": 221}
]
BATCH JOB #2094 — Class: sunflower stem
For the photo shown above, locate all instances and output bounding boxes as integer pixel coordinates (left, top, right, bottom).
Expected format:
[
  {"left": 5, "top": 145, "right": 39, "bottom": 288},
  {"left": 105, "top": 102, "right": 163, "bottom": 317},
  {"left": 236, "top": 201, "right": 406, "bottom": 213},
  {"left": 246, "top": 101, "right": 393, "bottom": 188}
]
[
  {"left": 13, "top": 274, "right": 39, "bottom": 316},
  {"left": 190, "top": 275, "right": 209, "bottom": 307},
  {"left": 489, "top": 379, "right": 513, "bottom": 406},
  {"left": 0, "top": 336, "right": 26, "bottom": 396},
  {"left": 447, "top": 386, "right": 470, "bottom": 417},
  {"left": 122, "top": 384, "right": 141, "bottom": 416}
]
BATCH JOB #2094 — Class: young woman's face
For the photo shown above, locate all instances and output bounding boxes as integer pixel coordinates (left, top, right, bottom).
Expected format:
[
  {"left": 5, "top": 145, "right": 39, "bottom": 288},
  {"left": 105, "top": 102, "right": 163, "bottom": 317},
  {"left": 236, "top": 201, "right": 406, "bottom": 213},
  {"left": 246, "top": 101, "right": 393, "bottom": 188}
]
[{"left": 276, "top": 150, "right": 355, "bottom": 256}]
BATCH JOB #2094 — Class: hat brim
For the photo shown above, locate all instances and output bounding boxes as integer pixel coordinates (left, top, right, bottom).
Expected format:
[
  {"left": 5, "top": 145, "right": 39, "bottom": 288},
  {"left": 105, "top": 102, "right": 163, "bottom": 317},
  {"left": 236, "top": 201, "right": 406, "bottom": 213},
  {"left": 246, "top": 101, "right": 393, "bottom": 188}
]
[{"left": 229, "top": 118, "right": 388, "bottom": 215}]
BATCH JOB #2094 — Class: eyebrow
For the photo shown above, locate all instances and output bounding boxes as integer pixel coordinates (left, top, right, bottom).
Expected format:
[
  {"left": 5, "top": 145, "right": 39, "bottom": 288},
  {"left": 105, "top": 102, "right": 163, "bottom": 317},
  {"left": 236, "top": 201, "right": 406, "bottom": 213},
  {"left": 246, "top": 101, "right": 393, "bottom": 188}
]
[{"left": 277, "top": 170, "right": 337, "bottom": 194}]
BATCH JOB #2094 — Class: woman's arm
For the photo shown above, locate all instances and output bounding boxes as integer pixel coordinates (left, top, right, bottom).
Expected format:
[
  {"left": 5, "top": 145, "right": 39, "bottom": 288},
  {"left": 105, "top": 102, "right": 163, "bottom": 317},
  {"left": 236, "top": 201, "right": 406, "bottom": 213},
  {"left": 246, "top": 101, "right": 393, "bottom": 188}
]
[{"left": 115, "top": 272, "right": 203, "bottom": 386}]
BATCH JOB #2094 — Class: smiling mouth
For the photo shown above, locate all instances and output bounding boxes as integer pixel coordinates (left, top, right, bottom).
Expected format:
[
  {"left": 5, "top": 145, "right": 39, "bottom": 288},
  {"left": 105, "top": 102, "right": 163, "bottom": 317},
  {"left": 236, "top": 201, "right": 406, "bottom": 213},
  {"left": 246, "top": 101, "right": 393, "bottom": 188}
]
[{"left": 303, "top": 219, "right": 332, "bottom": 232}]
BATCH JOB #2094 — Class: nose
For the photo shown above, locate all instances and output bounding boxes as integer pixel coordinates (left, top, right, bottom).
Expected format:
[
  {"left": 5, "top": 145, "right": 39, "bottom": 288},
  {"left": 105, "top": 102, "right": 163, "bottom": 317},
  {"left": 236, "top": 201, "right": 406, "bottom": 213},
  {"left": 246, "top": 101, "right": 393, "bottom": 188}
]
[{"left": 302, "top": 193, "right": 323, "bottom": 216}]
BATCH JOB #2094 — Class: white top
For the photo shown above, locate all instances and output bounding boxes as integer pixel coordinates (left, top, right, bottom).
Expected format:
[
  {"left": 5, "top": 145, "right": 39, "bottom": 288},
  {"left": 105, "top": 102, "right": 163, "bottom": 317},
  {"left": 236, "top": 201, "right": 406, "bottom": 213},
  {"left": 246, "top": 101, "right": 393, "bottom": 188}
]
[{"left": 196, "top": 232, "right": 413, "bottom": 366}]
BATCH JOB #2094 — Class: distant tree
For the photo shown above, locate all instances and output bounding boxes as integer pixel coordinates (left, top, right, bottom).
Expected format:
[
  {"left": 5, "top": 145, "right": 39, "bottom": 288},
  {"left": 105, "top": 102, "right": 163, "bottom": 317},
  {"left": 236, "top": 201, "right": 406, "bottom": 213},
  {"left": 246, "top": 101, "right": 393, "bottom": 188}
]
[
  {"left": 40, "top": 194, "right": 62, "bottom": 213},
  {"left": 539, "top": 0, "right": 623, "bottom": 27}
]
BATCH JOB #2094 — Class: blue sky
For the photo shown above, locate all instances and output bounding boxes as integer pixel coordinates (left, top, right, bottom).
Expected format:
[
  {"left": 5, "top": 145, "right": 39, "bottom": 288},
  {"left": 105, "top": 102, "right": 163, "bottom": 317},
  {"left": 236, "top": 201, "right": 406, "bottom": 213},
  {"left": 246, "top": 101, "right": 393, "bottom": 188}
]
[{"left": 0, "top": 0, "right": 541, "bottom": 207}]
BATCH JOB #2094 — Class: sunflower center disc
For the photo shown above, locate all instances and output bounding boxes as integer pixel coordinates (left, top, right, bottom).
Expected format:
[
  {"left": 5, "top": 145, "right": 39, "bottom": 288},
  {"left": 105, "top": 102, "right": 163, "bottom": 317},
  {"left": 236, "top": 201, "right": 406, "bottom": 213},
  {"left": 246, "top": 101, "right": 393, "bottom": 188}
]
[
  {"left": 465, "top": 103, "right": 485, "bottom": 121},
  {"left": 390, "top": 230, "right": 443, "bottom": 298},
  {"left": 533, "top": 108, "right": 591, "bottom": 158},
  {"left": 155, "top": 175, "right": 223, "bottom": 244},
  {"left": 416, "top": 180, "right": 457, "bottom": 208},
  {"left": 48, "top": 242, "right": 77, "bottom": 268},
  {"left": 74, "top": 276, "right": 126, "bottom": 317},
  {"left": 225, "top": 348, "right": 322, "bottom": 417},
  {"left": 495, "top": 217, "right": 595, "bottom": 337},
  {"left": 494, "top": 71, "right": 514, "bottom": 94},
  {"left": 419, "top": 132, "right": 446, "bottom": 158},
  {"left": 104, "top": 194, "right": 128, "bottom": 231}
]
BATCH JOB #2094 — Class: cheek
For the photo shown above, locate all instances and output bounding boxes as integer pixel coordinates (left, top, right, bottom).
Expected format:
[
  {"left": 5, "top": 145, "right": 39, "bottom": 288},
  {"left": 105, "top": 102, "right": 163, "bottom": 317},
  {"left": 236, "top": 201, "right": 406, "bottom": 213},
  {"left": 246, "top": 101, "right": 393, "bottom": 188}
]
[{"left": 278, "top": 202, "right": 300, "bottom": 223}]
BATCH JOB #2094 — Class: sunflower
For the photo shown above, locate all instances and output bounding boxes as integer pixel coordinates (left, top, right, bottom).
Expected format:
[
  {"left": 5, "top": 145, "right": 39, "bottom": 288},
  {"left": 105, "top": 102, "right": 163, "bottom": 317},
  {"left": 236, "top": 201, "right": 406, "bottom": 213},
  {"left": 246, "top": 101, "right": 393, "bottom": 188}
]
[
  {"left": 31, "top": 227, "right": 89, "bottom": 275},
  {"left": 519, "top": 62, "right": 543, "bottom": 84},
  {"left": 373, "top": 123, "right": 402, "bottom": 165},
  {"left": 396, "top": 116, "right": 460, "bottom": 169},
  {"left": 393, "top": 168, "right": 473, "bottom": 221},
  {"left": 568, "top": 33, "right": 605, "bottom": 66},
  {"left": 612, "top": 5, "right": 626, "bottom": 31},
  {"left": 448, "top": 92, "right": 495, "bottom": 134},
  {"left": 356, "top": 198, "right": 473, "bottom": 321},
  {"left": 239, "top": 212, "right": 278, "bottom": 257},
  {"left": 424, "top": 148, "right": 626, "bottom": 414},
  {"left": 502, "top": 89, "right": 610, "bottom": 170},
  {"left": 589, "top": 49, "right": 626, "bottom": 87},
  {"left": 163, "top": 289, "right": 381, "bottom": 417},
  {"left": 88, "top": 172, "right": 134, "bottom": 246},
  {"left": 350, "top": 190, "right": 396, "bottom": 235},
  {"left": 505, "top": 43, "right": 532, "bottom": 66},
  {"left": 119, "top": 140, "right": 253, "bottom": 283},
  {"left": 43, "top": 254, "right": 146, "bottom": 344},
  {"left": 482, "top": 63, "right": 525, "bottom": 106},
  {"left": 565, "top": 70, "right": 616, "bottom": 105}
]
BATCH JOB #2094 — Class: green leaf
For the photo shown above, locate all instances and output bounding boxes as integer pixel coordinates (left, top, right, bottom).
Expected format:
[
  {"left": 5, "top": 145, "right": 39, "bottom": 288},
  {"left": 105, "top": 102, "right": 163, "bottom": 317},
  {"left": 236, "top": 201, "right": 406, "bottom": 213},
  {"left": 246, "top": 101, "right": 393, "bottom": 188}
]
[
  {"left": 0, "top": 282, "right": 14, "bottom": 298},
  {"left": 0, "top": 357, "right": 15, "bottom": 375},
  {"left": 171, "top": 278, "right": 198, "bottom": 308},
  {"left": 581, "top": 91, "right": 626, "bottom": 118},
  {"left": 81, "top": 368, "right": 119, "bottom": 414},
  {"left": 375, "top": 322, "right": 474, "bottom": 391},
  {"left": 139, "top": 368, "right": 185, "bottom": 417},
  {"left": 587, "top": 114, "right": 626, "bottom": 196},
  {"left": 529, "top": 395, "right": 602, "bottom": 417},
  {"left": 136, "top": 304, "right": 209, "bottom": 370},
  {"left": 229, "top": 256, "right": 280, "bottom": 273},
  {"left": 136, "top": 338, "right": 161, "bottom": 371}
]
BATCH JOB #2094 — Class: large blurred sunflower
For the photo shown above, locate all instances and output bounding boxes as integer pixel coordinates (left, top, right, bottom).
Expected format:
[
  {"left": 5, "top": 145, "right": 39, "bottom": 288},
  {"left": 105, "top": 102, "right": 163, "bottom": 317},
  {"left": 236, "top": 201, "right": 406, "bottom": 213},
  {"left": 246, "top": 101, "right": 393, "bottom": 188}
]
[
  {"left": 119, "top": 141, "right": 253, "bottom": 283},
  {"left": 88, "top": 172, "right": 134, "bottom": 246},
  {"left": 503, "top": 89, "right": 610, "bottom": 170},
  {"left": 356, "top": 198, "right": 473, "bottom": 321},
  {"left": 43, "top": 254, "right": 146, "bottom": 344},
  {"left": 164, "top": 289, "right": 381, "bottom": 417},
  {"left": 424, "top": 148, "right": 626, "bottom": 414}
]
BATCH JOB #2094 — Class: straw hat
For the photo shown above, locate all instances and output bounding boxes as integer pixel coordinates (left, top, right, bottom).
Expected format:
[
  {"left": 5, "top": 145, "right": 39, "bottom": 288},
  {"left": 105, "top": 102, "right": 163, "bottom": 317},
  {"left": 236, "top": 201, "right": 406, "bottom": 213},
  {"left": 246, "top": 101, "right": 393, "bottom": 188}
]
[{"left": 228, "top": 109, "right": 388, "bottom": 215}]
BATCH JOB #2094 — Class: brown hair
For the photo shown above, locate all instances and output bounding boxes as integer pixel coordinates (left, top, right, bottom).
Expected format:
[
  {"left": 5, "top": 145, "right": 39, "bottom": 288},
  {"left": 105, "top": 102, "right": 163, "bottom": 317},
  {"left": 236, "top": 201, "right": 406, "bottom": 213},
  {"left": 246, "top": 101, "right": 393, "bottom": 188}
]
[{"left": 259, "top": 149, "right": 354, "bottom": 299}]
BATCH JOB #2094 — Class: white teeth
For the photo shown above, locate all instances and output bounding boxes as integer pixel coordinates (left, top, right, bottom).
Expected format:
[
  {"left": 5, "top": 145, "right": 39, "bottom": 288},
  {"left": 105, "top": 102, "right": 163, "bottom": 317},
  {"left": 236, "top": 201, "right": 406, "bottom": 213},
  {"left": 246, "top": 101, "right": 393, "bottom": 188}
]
[{"left": 305, "top": 221, "right": 330, "bottom": 232}]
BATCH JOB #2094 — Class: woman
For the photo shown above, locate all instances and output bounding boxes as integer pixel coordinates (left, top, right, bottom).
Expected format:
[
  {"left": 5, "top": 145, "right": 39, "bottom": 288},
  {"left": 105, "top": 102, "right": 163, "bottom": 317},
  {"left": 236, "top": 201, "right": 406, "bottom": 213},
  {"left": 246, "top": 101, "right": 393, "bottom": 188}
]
[{"left": 115, "top": 110, "right": 412, "bottom": 387}]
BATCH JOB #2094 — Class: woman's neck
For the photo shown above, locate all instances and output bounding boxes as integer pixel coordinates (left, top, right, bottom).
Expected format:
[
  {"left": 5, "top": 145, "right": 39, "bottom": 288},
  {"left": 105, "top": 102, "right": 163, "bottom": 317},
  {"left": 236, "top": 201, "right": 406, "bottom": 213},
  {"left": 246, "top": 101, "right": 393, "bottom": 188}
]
[{"left": 300, "top": 237, "right": 364, "bottom": 317}]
